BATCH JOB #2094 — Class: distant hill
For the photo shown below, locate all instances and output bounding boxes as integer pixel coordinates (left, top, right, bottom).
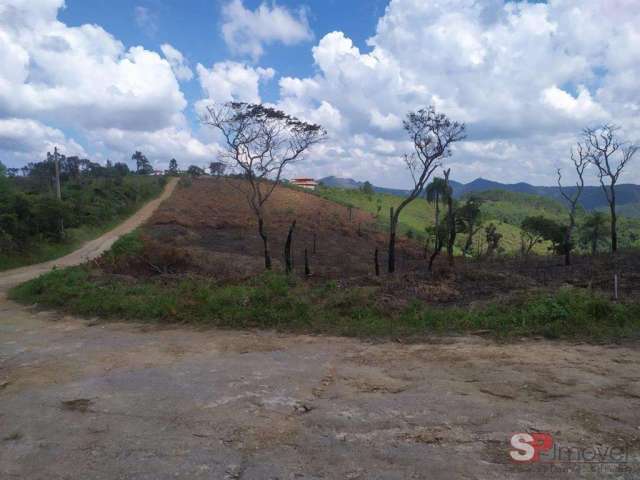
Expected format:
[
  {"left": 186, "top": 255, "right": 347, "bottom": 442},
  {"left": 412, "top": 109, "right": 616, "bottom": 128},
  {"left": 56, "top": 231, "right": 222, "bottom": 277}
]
[
  {"left": 318, "top": 176, "right": 640, "bottom": 217},
  {"left": 318, "top": 176, "right": 417, "bottom": 198}
]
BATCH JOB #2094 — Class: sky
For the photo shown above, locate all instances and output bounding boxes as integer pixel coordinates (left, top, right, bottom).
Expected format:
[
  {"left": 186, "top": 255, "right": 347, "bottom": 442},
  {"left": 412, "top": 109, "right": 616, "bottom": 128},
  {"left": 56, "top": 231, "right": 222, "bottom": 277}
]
[{"left": 0, "top": 0, "right": 639, "bottom": 188}]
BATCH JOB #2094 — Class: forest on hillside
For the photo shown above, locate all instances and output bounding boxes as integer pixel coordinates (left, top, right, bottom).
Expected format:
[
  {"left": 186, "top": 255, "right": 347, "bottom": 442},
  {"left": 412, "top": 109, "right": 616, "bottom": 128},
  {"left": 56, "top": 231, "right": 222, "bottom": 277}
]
[{"left": 0, "top": 153, "right": 165, "bottom": 270}]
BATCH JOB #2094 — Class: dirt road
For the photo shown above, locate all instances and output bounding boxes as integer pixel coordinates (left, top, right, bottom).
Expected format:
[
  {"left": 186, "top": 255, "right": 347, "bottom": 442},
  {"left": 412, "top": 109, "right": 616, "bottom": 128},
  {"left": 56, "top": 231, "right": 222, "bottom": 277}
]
[
  {"left": 0, "top": 177, "right": 178, "bottom": 292},
  {"left": 1, "top": 176, "right": 640, "bottom": 479}
]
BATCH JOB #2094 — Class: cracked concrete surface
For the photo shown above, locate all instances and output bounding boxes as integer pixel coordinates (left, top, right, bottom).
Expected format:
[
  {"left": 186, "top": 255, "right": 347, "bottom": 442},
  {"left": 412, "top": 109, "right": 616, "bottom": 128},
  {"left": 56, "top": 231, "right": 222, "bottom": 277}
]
[{"left": 2, "top": 302, "right": 640, "bottom": 479}]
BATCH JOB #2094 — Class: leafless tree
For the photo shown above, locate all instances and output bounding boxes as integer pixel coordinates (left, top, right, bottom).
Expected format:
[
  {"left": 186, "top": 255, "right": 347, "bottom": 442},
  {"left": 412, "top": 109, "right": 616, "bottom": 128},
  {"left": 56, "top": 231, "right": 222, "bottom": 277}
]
[
  {"left": 583, "top": 125, "right": 638, "bottom": 253},
  {"left": 388, "top": 106, "right": 465, "bottom": 273},
  {"left": 204, "top": 102, "right": 326, "bottom": 269},
  {"left": 556, "top": 143, "right": 588, "bottom": 266}
]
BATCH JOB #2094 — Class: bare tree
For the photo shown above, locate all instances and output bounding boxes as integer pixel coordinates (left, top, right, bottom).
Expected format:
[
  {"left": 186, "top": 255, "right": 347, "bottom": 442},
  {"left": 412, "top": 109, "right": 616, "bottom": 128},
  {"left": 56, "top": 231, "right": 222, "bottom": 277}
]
[
  {"left": 204, "top": 102, "right": 326, "bottom": 269},
  {"left": 583, "top": 125, "right": 638, "bottom": 253},
  {"left": 557, "top": 143, "right": 588, "bottom": 266},
  {"left": 388, "top": 106, "right": 465, "bottom": 273}
]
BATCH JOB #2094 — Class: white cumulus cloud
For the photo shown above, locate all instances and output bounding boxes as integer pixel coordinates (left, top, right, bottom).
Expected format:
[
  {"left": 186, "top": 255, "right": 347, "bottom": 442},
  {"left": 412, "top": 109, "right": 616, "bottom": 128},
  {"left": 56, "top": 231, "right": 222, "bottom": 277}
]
[
  {"left": 161, "top": 43, "right": 194, "bottom": 82},
  {"left": 0, "top": 0, "right": 219, "bottom": 169},
  {"left": 221, "top": 0, "right": 313, "bottom": 61},
  {"left": 275, "top": 0, "right": 640, "bottom": 186}
]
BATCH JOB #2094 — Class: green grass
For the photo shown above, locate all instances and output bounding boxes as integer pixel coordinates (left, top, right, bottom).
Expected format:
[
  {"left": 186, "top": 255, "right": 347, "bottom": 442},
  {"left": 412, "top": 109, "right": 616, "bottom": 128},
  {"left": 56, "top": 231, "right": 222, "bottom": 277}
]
[
  {"left": 314, "top": 186, "right": 556, "bottom": 254},
  {"left": 0, "top": 177, "right": 164, "bottom": 272},
  {"left": 314, "top": 186, "right": 640, "bottom": 254},
  {"left": 11, "top": 265, "right": 640, "bottom": 341}
]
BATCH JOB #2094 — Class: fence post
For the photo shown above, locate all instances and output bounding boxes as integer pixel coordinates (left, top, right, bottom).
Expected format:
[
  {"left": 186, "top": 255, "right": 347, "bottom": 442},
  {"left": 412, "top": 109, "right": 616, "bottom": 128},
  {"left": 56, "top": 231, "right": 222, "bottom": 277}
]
[{"left": 304, "top": 248, "right": 310, "bottom": 277}]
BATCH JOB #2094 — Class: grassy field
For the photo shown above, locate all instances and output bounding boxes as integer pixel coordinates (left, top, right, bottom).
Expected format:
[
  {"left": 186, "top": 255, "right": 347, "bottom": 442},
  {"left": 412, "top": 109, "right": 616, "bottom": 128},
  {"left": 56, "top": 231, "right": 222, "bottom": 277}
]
[
  {"left": 0, "top": 176, "right": 165, "bottom": 271},
  {"left": 313, "top": 186, "right": 640, "bottom": 254},
  {"left": 10, "top": 257, "right": 640, "bottom": 341},
  {"left": 313, "top": 186, "right": 560, "bottom": 254}
]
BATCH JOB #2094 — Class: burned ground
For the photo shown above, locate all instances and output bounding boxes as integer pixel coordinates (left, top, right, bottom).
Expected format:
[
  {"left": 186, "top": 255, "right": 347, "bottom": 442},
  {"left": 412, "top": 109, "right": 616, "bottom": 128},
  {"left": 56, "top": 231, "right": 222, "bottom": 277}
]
[{"left": 109, "top": 177, "right": 639, "bottom": 306}]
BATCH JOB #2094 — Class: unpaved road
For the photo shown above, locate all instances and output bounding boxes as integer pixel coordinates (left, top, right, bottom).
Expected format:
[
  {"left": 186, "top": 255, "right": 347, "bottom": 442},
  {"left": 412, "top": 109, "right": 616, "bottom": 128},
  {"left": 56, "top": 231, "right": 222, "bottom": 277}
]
[
  {"left": 0, "top": 177, "right": 178, "bottom": 292},
  {"left": 1, "top": 176, "right": 640, "bottom": 479}
]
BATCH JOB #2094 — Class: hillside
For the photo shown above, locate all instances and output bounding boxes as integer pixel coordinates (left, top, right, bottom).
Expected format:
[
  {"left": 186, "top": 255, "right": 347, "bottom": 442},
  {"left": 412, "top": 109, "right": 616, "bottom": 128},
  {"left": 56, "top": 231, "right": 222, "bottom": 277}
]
[
  {"left": 139, "top": 177, "right": 422, "bottom": 280},
  {"left": 319, "top": 176, "right": 640, "bottom": 217},
  {"left": 314, "top": 185, "right": 569, "bottom": 255},
  {"left": 314, "top": 184, "right": 640, "bottom": 254},
  {"left": 14, "top": 176, "right": 640, "bottom": 330}
]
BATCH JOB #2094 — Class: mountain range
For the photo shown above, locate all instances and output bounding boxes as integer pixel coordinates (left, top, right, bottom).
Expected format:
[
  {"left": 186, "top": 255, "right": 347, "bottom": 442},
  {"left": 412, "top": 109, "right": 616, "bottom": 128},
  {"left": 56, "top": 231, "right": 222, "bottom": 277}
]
[{"left": 318, "top": 176, "right": 640, "bottom": 214}]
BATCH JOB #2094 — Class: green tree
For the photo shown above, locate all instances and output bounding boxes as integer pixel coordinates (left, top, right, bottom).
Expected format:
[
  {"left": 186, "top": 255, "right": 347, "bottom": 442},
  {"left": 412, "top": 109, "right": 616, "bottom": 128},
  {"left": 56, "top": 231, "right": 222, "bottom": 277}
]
[
  {"left": 167, "top": 158, "right": 179, "bottom": 176},
  {"left": 187, "top": 165, "right": 205, "bottom": 177},
  {"left": 425, "top": 176, "right": 451, "bottom": 271},
  {"left": 521, "top": 216, "right": 565, "bottom": 255},
  {"left": 457, "top": 195, "right": 483, "bottom": 256},
  {"left": 361, "top": 181, "right": 374, "bottom": 195},
  {"left": 209, "top": 161, "right": 226, "bottom": 176},
  {"left": 132, "top": 151, "right": 153, "bottom": 175},
  {"left": 579, "top": 212, "right": 608, "bottom": 255},
  {"left": 485, "top": 223, "right": 502, "bottom": 256}
]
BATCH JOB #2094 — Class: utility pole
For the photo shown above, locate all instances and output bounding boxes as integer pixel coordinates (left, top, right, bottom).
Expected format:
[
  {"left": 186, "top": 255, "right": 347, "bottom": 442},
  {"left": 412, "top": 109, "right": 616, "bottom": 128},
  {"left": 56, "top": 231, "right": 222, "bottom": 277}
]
[
  {"left": 54, "top": 147, "right": 62, "bottom": 201},
  {"left": 53, "top": 147, "right": 64, "bottom": 238}
]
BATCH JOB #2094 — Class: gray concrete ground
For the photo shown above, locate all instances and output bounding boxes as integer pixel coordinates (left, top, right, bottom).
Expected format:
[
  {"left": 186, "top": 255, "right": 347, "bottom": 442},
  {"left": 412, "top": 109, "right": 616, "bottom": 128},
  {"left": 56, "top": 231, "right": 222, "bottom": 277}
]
[
  {"left": 1, "top": 176, "right": 639, "bottom": 479},
  {"left": 2, "top": 302, "right": 640, "bottom": 479}
]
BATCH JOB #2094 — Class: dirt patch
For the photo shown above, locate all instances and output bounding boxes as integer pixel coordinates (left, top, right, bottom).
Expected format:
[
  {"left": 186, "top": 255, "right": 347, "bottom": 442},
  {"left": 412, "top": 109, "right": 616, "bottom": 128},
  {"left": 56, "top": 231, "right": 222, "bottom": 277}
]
[{"left": 2, "top": 304, "right": 640, "bottom": 479}]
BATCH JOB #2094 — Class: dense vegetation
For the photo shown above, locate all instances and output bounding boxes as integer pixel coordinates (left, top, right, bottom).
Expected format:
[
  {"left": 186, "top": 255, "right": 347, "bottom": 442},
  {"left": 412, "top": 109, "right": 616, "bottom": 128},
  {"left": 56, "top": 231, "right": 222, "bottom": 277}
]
[
  {"left": 0, "top": 157, "right": 165, "bottom": 271},
  {"left": 314, "top": 184, "right": 640, "bottom": 255}
]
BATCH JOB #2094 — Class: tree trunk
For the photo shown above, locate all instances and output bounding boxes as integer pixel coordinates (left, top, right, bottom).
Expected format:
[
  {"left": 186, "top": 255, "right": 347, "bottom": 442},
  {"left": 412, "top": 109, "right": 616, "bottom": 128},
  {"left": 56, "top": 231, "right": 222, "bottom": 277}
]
[
  {"left": 428, "top": 193, "right": 441, "bottom": 271},
  {"left": 258, "top": 217, "right": 271, "bottom": 270},
  {"left": 304, "top": 248, "right": 310, "bottom": 276},
  {"left": 428, "top": 241, "right": 442, "bottom": 272},
  {"left": 446, "top": 195, "right": 455, "bottom": 266},
  {"left": 610, "top": 194, "right": 617, "bottom": 253},
  {"left": 374, "top": 247, "right": 380, "bottom": 276},
  {"left": 388, "top": 206, "right": 396, "bottom": 273},
  {"left": 284, "top": 220, "right": 296, "bottom": 274},
  {"left": 464, "top": 223, "right": 474, "bottom": 256},
  {"left": 54, "top": 147, "right": 64, "bottom": 239},
  {"left": 564, "top": 217, "right": 574, "bottom": 266}
]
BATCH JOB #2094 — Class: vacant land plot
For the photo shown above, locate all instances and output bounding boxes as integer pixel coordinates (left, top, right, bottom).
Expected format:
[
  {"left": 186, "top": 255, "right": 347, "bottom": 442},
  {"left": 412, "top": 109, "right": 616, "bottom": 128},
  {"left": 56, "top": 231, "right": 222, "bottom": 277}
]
[
  {"left": 142, "top": 177, "right": 422, "bottom": 280},
  {"left": 118, "top": 177, "right": 640, "bottom": 305}
]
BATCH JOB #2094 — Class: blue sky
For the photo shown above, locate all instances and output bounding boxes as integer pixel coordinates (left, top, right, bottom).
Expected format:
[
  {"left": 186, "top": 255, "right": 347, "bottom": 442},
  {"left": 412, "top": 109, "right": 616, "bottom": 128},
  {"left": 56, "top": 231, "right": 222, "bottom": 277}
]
[
  {"left": 1, "top": 0, "right": 638, "bottom": 187},
  {"left": 58, "top": 0, "right": 388, "bottom": 126}
]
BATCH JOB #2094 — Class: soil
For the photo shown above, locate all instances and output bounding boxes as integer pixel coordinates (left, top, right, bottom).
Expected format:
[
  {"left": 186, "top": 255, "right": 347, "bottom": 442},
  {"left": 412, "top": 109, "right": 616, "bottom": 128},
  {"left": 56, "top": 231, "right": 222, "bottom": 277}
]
[{"left": 141, "top": 177, "right": 422, "bottom": 281}]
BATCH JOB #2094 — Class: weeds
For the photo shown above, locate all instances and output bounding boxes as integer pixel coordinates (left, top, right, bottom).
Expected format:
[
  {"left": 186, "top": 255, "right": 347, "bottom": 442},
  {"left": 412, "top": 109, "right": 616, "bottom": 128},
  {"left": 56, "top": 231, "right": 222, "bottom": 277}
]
[{"left": 10, "top": 266, "right": 640, "bottom": 341}]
